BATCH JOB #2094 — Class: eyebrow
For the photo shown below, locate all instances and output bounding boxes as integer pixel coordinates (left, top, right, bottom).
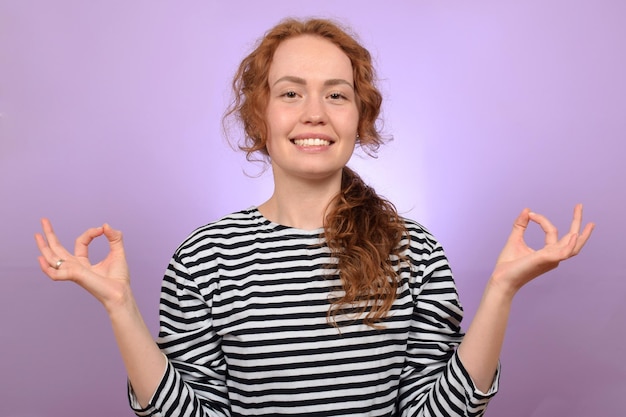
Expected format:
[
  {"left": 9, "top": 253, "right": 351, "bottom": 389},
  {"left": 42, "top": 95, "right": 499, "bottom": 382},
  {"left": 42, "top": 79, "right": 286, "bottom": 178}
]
[{"left": 272, "top": 75, "right": 354, "bottom": 89}]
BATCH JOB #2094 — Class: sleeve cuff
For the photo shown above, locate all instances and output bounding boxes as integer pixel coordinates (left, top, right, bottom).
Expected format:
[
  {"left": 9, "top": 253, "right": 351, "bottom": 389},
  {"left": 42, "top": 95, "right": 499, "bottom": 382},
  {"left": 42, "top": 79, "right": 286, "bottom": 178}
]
[
  {"left": 452, "top": 351, "right": 500, "bottom": 400},
  {"left": 127, "top": 353, "right": 170, "bottom": 416}
]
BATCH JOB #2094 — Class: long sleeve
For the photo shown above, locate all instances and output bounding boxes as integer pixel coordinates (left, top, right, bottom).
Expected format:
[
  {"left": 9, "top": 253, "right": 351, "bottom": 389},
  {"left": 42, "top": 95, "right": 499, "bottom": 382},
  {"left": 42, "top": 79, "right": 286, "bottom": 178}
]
[
  {"left": 397, "top": 233, "right": 499, "bottom": 416},
  {"left": 128, "top": 254, "right": 231, "bottom": 417},
  {"left": 126, "top": 210, "right": 500, "bottom": 416}
]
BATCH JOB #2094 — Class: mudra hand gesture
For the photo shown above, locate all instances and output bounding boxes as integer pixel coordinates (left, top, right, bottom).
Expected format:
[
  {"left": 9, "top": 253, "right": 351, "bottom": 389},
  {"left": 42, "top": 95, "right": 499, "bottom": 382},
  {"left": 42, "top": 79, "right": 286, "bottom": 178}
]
[
  {"left": 34, "top": 218, "right": 132, "bottom": 313},
  {"left": 491, "top": 203, "right": 594, "bottom": 295},
  {"left": 34, "top": 204, "right": 593, "bottom": 305}
]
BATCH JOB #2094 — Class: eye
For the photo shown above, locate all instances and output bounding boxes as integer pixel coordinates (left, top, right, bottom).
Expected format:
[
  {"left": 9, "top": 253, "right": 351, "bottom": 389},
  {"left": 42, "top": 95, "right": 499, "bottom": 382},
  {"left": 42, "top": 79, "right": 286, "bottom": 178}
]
[
  {"left": 329, "top": 92, "right": 347, "bottom": 100},
  {"left": 282, "top": 90, "right": 298, "bottom": 99}
]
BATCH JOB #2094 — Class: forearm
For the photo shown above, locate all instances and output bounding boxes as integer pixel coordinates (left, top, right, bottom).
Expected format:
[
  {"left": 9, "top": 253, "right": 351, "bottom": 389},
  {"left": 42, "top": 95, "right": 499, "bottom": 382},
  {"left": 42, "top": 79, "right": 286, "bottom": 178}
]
[
  {"left": 107, "top": 292, "right": 167, "bottom": 408},
  {"left": 457, "top": 279, "right": 515, "bottom": 392}
]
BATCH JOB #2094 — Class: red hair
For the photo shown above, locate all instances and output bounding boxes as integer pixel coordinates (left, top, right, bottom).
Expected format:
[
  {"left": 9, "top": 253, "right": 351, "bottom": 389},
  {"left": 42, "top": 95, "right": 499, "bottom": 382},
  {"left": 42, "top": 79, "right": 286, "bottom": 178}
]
[
  {"left": 224, "top": 18, "right": 383, "bottom": 158},
  {"left": 224, "top": 18, "right": 407, "bottom": 327}
]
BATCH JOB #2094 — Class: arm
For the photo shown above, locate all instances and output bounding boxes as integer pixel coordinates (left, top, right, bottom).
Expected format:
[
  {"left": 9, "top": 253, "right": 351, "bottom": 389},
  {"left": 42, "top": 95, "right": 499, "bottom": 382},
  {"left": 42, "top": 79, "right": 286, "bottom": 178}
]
[
  {"left": 35, "top": 219, "right": 230, "bottom": 416},
  {"left": 398, "top": 233, "right": 497, "bottom": 417},
  {"left": 457, "top": 204, "right": 594, "bottom": 391},
  {"left": 129, "top": 254, "right": 230, "bottom": 416},
  {"left": 35, "top": 219, "right": 166, "bottom": 406}
]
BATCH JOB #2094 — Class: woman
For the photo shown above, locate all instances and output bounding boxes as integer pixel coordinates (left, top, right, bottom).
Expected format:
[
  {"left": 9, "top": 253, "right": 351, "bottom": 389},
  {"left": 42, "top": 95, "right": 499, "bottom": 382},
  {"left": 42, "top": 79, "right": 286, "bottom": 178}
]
[{"left": 35, "top": 18, "right": 594, "bottom": 417}]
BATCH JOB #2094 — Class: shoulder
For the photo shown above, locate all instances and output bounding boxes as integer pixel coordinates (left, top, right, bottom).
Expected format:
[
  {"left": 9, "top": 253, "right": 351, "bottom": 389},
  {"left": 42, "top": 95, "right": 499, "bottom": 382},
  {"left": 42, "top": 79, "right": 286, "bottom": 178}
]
[
  {"left": 401, "top": 217, "right": 442, "bottom": 253},
  {"left": 400, "top": 218, "right": 455, "bottom": 291},
  {"left": 174, "top": 207, "right": 268, "bottom": 259}
]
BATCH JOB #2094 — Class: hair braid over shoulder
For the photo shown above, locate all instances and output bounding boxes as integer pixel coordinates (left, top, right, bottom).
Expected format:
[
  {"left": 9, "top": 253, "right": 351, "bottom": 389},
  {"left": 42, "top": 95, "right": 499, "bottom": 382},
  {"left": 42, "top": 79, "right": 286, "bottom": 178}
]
[{"left": 324, "top": 166, "right": 408, "bottom": 327}]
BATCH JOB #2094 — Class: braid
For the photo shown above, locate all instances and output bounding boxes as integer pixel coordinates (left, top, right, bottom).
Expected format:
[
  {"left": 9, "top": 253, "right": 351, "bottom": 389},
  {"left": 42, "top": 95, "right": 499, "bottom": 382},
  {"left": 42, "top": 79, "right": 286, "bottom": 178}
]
[{"left": 324, "top": 167, "right": 408, "bottom": 327}]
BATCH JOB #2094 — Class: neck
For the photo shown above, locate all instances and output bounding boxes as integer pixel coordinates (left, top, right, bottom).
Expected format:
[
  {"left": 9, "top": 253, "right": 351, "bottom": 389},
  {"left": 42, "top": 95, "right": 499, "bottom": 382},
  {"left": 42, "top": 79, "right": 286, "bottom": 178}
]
[{"left": 258, "top": 170, "right": 343, "bottom": 230}]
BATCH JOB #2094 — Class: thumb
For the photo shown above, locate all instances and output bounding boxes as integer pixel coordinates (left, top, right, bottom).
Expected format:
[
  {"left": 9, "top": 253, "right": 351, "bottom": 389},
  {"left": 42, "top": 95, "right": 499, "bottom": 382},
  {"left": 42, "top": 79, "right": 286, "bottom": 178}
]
[
  {"left": 103, "top": 223, "right": 125, "bottom": 251},
  {"left": 508, "top": 208, "right": 531, "bottom": 241}
]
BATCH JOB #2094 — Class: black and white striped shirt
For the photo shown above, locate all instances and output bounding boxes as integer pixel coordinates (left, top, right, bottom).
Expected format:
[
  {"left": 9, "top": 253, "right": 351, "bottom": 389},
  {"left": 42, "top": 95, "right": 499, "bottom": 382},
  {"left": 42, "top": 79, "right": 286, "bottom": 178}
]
[{"left": 129, "top": 207, "right": 499, "bottom": 416}]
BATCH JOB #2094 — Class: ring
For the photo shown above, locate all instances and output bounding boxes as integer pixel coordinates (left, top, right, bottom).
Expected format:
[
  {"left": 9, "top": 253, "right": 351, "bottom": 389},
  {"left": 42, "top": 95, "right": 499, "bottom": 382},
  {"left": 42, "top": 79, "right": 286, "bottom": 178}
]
[{"left": 53, "top": 259, "right": 65, "bottom": 270}]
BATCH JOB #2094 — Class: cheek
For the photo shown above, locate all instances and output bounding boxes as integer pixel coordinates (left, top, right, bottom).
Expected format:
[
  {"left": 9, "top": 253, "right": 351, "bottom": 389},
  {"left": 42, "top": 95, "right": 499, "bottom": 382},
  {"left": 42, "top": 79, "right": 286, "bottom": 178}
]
[
  {"left": 348, "top": 102, "right": 360, "bottom": 125},
  {"left": 266, "top": 105, "right": 293, "bottom": 134},
  {"left": 264, "top": 107, "right": 277, "bottom": 146},
  {"left": 349, "top": 110, "right": 360, "bottom": 135},
  {"left": 264, "top": 109, "right": 286, "bottom": 154}
]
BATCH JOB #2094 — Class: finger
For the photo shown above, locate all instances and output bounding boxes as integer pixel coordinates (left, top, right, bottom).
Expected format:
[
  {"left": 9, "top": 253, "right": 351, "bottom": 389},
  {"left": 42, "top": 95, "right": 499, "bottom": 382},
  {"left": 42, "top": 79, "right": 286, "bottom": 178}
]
[
  {"left": 509, "top": 208, "right": 531, "bottom": 242},
  {"left": 74, "top": 226, "right": 105, "bottom": 258},
  {"left": 567, "top": 204, "right": 594, "bottom": 256},
  {"left": 40, "top": 218, "right": 72, "bottom": 259},
  {"left": 528, "top": 211, "right": 559, "bottom": 246},
  {"left": 572, "top": 221, "right": 595, "bottom": 255},
  {"left": 103, "top": 223, "right": 126, "bottom": 257},
  {"left": 556, "top": 232, "right": 579, "bottom": 259},
  {"left": 36, "top": 255, "right": 55, "bottom": 278},
  {"left": 568, "top": 203, "right": 583, "bottom": 236},
  {"left": 34, "top": 231, "right": 50, "bottom": 255},
  {"left": 37, "top": 255, "right": 71, "bottom": 281},
  {"left": 35, "top": 230, "right": 67, "bottom": 270},
  {"left": 553, "top": 218, "right": 595, "bottom": 259}
]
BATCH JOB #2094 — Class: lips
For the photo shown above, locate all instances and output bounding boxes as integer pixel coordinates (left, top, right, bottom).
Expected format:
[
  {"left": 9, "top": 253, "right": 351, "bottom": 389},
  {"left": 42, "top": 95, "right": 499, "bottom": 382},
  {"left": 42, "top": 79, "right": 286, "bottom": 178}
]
[
  {"left": 292, "top": 138, "right": 332, "bottom": 146},
  {"left": 291, "top": 133, "right": 335, "bottom": 147}
]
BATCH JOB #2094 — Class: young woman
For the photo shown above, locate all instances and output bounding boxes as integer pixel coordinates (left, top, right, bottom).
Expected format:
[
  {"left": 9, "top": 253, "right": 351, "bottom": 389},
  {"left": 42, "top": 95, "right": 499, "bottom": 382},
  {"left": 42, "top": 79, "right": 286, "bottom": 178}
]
[{"left": 35, "top": 18, "right": 594, "bottom": 417}]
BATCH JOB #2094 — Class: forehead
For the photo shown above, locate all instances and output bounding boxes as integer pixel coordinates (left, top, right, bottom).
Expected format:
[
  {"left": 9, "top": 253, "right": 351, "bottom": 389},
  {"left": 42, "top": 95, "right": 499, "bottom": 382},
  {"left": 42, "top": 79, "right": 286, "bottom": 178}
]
[{"left": 268, "top": 35, "right": 354, "bottom": 83}]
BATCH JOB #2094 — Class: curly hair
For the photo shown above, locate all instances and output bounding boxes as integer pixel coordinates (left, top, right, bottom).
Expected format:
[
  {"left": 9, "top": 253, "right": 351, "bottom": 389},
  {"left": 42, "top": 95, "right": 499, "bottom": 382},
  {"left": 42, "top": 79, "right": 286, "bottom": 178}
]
[
  {"left": 324, "top": 166, "right": 408, "bottom": 327},
  {"left": 224, "top": 18, "right": 384, "bottom": 156},
  {"left": 224, "top": 18, "right": 408, "bottom": 327}
]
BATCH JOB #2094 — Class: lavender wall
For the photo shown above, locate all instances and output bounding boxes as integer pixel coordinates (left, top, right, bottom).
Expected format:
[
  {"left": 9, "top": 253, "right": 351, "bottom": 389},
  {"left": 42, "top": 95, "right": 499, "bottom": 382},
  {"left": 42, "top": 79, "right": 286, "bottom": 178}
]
[{"left": 1, "top": 1, "right": 624, "bottom": 416}]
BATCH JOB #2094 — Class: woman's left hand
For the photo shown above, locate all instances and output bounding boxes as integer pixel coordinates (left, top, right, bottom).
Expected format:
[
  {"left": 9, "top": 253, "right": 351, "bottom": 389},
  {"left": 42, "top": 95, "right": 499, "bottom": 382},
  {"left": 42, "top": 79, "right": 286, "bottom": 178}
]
[{"left": 491, "top": 204, "right": 594, "bottom": 296}]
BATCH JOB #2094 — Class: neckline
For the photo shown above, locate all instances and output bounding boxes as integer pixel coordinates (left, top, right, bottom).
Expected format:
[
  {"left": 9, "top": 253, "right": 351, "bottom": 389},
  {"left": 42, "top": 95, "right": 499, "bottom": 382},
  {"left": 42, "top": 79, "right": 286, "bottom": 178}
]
[{"left": 250, "top": 206, "right": 325, "bottom": 235}]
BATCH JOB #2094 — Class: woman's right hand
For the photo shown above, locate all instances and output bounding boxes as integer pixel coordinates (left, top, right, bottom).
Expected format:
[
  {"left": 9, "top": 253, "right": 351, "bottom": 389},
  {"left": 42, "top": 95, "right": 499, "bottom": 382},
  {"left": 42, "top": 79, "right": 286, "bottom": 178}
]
[
  {"left": 36, "top": 218, "right": 169, "bottom": 406},
  {"left": 35, "top": 218, "right": 132, "bottom": 314}
]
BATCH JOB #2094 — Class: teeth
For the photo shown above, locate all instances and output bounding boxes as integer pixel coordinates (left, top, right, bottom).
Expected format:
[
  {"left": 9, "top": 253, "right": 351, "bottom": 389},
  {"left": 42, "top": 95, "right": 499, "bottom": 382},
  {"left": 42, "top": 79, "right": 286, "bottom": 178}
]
[{"left": 293, "top": 138, "right": 331, "bottom": 146}]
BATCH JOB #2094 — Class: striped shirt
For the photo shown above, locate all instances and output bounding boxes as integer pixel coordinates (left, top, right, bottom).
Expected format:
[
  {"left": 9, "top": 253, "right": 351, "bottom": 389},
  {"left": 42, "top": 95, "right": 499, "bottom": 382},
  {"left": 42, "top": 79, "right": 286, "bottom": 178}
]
[{"left": 129, "top": 207, "right": 499, "bottom": 416}]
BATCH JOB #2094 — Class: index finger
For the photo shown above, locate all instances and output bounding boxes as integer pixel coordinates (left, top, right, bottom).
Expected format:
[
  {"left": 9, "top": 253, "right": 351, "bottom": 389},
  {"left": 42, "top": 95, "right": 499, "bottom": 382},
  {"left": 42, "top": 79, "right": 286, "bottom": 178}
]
[
  {"left": 528, "top": 211, "right": 559, "bottom": 246},
  {"left": 74, "top": 226, "right": 105, "bottom": 258}
]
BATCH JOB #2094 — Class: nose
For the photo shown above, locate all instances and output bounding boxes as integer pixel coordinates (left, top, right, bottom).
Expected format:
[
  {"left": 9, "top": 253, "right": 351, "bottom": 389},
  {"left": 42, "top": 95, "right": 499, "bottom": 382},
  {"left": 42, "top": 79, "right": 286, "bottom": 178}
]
[{"left": 300, "top": 96, "right": 327, "bottom": 125}]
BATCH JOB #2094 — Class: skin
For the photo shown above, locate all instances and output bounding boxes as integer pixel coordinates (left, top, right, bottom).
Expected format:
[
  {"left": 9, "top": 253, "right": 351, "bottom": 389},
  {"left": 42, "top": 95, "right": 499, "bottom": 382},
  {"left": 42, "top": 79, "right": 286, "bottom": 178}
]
[
  {"left": 34, "top": 33, "right": 595, "bottom": 406},
  {"left": 259, "top": 35, "right": 360, "bottom": 230},
  {"left": 35, "top": 220, "right": 165, "bottom": 407},
  {"left": 457, "top": 205, "right": 594, "bottom": 391}
]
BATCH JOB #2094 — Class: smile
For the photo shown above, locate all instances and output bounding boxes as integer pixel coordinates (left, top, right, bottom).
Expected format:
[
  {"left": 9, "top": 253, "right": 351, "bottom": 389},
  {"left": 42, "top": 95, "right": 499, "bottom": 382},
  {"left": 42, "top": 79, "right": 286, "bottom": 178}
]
[{"left": 292, "top": 138, "right": 332, "bottom": 146}]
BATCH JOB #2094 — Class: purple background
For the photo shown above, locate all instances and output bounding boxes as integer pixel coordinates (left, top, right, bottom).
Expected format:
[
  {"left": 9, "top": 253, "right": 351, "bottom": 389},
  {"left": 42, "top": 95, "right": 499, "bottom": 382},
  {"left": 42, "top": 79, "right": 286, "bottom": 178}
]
[{"left": 1, "top": 1, "right": 625, "bottom": 416}]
